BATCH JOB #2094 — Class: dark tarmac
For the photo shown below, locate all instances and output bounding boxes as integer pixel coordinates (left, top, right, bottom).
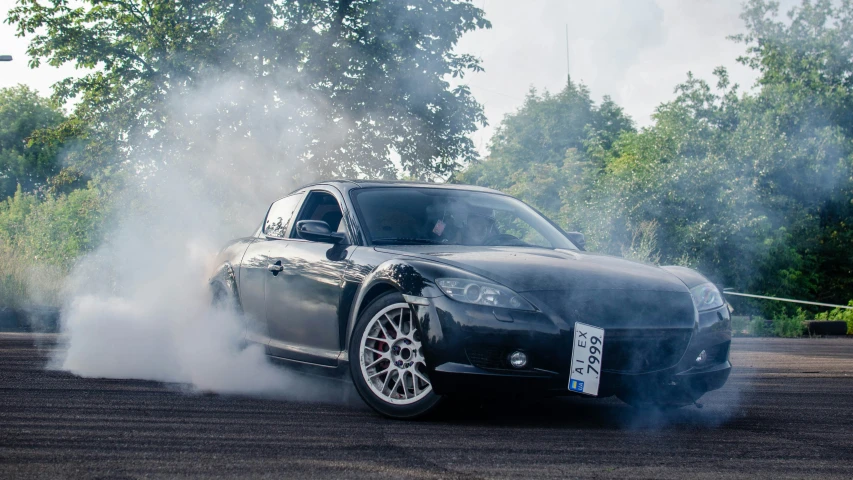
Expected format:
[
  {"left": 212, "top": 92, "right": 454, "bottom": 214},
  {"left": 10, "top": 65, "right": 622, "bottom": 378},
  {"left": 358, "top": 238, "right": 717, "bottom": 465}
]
[{"left": 1, "top": 334, "right": 852, "bottom": 479}]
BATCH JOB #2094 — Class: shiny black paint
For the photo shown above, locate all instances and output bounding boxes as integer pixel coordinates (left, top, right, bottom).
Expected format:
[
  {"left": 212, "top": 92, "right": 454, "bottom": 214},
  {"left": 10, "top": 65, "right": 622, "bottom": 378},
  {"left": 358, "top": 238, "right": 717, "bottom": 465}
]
[
  {"left": 210, "top": 180, "right": 732, "bottom": 399},
  {"left": 661, "top": 265, "right": 717, "bottom": 289},
  {"left": 420, "top": 294, "right": 730, "bottom": 398},
  {"left": 233, "top": 184, "right": 357, "bottom": 366},
  {"left": 295, "top": 220, "right": 347, "bottom": 244},
  {"left": 235, "top": 239, "right": 273, "bottom": 341},
  {"left": 372, "top": 245, "right": 690, "bottom": 293},
  {"left": 265, "top": 239, "right": 352, "bottom": 365}
]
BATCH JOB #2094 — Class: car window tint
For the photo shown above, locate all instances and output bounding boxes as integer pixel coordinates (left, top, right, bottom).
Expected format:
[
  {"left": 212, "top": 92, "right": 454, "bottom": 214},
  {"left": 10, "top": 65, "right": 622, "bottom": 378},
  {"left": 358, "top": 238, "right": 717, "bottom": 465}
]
[
  {"left": 493, "top": 211, "right": 551, "bottom": 248},
  {"left": 351, "top": 187, "right": 577, "bottom": 249},
  {"left": 291, "top": 191, "right": 345, "bottom": 238},
  {"left": 264, "top": 193, "right": 303, "bottom": 237}
]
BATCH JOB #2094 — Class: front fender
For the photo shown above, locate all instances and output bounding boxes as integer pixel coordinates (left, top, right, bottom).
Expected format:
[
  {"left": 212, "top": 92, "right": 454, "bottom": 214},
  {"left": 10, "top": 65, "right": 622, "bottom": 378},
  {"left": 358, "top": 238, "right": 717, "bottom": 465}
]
[{"left": 345, "top": 258, "right": 482, "bottom": 349}]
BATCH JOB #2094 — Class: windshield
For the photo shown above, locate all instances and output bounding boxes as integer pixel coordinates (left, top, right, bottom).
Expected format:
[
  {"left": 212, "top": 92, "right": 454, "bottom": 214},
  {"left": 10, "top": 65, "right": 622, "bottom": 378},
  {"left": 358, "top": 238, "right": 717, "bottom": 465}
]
[{"left": 351, "top": 187, "right": 577, "bottom": 249}]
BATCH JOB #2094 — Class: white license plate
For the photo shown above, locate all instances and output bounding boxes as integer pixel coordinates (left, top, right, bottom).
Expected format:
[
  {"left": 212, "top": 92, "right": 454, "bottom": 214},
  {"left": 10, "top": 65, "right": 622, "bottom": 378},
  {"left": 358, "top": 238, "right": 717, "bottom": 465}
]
[{"left": 568, "top": 322, "right": 605, "bottom": 396}]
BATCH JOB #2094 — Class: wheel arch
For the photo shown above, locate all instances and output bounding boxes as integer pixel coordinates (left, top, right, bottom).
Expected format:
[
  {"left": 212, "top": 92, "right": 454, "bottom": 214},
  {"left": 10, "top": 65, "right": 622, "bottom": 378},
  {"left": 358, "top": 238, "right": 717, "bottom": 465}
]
[
  {"left": 208, "top": 237, "right": 256, "bottom": 311},
  {"left": 209, "top": 262, "right": 243, "bottom": 311},
  {"left": 345, "top": 259, "right": 446, "bottom": 348},
  {"left": 357, "top": 282, "right": 399, "bottom": 320}
]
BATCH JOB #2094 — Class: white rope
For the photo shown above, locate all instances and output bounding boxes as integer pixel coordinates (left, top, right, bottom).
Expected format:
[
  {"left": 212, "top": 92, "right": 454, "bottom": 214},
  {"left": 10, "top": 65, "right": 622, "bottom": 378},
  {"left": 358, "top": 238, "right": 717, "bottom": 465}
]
[{"left": 723, "top": 291, "right": 853, "bottom": 310}]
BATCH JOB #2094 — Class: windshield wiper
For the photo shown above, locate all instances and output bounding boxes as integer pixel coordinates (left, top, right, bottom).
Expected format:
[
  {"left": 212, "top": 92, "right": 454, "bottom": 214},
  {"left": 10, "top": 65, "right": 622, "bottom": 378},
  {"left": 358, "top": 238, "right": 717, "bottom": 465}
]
[{"left": 372, "top": 238, "right": 443, "bottom": 245}]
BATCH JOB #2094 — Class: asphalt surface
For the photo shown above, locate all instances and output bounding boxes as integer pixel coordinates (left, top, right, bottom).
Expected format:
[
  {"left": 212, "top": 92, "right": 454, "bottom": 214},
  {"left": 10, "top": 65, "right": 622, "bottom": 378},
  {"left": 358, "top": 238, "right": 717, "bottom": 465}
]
[{"left": 1, "top": 334, "right": 852, "bottom": 479}]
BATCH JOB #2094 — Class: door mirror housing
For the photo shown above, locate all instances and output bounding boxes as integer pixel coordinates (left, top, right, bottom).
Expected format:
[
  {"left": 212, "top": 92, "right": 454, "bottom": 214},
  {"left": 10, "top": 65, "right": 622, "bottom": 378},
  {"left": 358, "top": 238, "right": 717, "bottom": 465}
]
[
  {"left": 296, "top": 220, "right": 347, "bottom": 244},
  {"left": 566, "top": 231, "right": 586, "bottom": 251}
]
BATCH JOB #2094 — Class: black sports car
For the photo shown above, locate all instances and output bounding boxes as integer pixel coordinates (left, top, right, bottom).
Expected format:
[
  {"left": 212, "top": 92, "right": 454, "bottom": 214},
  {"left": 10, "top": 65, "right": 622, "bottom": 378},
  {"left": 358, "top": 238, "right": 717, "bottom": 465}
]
[{"left": 210, "top": 180, "right": 731, "bottom": 419}]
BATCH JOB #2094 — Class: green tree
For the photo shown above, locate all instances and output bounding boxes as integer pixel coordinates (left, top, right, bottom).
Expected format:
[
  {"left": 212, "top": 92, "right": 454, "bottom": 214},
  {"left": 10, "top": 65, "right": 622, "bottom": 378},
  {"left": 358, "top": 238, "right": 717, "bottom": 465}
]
[
  {"left": 7, "top": 0, "right": 490, "bottom": 180},
  {"left": 456, "top": 82, "right": 634, "bottom": 228},
  {"left": 0, "top": 181, "right": 110, "bottom": 307},
  {"left": 0, "top": 85, "right": 67, "bottom": 198},
  {"left": 731, "top": 0, "right": 853, "bottom": 306},
  {"left": 593, "top": 71, "right": 777, "bottom": 287},
  {"left": 459, "top": 0, "right": 853, "bottom": 317},
  {"left": 580, "top": 0, "right": 853, "bottom": 312}
]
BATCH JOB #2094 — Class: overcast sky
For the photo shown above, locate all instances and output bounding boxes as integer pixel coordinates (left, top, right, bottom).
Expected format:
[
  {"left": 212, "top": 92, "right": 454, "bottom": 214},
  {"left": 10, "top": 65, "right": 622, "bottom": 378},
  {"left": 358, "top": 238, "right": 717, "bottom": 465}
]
[{"left": 1, "top": 0, "right": 795, "bottom": 155}]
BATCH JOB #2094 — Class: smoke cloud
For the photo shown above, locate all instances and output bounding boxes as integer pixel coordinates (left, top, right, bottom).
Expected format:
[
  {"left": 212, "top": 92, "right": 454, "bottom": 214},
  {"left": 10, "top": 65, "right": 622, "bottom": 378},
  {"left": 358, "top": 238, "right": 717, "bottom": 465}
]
[{"left": 48, "top": 71, "right": 347, "bottom": 400}]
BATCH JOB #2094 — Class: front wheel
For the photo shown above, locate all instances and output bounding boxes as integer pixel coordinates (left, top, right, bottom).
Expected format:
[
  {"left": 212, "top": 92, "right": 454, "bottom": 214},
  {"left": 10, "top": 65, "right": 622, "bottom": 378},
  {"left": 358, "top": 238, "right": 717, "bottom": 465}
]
[{"left": 349, "top": 292, "right": 442, "bottom": 419}]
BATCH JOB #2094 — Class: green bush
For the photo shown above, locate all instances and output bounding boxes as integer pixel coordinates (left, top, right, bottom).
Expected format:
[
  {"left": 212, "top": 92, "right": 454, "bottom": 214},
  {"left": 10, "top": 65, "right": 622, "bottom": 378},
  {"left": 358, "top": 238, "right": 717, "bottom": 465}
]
[
  {"left": 733, "top": 315, "right": 806, "bottom": 337},
  {"left": 748, "top": 317, "right": 773, "bottom": 337},
  {"left": 772, "top": 316, "right": 806, "bottom": 338},
  {"left": 0, "top": 183, "right": 109, "bottom": 307},
  {"left": 815, "top": 302, "right": 853, "bottom": 335},
  {"left": 731, "top": 316, "right": 751, "bottom": 336}
]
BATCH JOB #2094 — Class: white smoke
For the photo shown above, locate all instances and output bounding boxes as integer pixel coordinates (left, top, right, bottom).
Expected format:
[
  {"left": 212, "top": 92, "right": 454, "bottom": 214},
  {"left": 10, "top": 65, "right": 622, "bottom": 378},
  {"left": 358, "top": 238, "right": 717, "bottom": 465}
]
[
  {"left": 49, "top": 72, "right": 348, "bottom": 400},
  {"left": 57, "top": 240, "right": 288, "bottom": 394}
]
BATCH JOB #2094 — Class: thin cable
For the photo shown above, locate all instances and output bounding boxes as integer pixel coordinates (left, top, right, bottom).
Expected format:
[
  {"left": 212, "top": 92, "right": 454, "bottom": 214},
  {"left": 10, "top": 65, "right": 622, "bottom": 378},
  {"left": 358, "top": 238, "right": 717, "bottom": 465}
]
[{"left": 723, "top": 291, "right": 853, "bottom": 310}]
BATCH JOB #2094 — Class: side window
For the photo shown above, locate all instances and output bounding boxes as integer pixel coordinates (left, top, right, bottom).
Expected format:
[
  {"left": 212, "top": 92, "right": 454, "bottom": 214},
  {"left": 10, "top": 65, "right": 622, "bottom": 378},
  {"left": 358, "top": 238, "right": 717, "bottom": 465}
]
[
  {"left": 264, "top": 193, "right": 303, "bottom": 238},
  {"left": 291, "top": 191, "right": 346, "bottom": 238}
]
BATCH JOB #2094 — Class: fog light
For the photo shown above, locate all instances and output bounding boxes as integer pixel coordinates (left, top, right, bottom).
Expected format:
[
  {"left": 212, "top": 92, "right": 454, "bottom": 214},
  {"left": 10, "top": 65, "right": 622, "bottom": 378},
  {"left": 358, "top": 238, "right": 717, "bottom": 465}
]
[
  {"left": 695, "top": 350, "right": 707, "bottom": 365},
  {"left": 509, "top": 351, "right": 528, "bottom": 368}
]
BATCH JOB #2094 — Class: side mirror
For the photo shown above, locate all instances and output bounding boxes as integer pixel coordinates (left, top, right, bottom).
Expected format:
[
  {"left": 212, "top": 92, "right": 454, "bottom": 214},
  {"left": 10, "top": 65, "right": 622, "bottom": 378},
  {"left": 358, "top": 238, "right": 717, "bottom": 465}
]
[
  {"left": 296, "top": 220, "right": 347, "bottom": 244},
  {"left": 566, "top": 231, "right": 586, "bottom": 251}
]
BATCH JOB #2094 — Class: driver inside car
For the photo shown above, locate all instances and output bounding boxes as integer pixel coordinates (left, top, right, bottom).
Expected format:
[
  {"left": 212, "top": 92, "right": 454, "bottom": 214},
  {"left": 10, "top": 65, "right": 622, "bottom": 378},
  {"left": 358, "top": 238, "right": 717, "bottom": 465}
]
[
  {"left": 462, "top": 212, "right": 497, "bottom": 245},
  {"left": 426, "top": 202, "right": 499, "bottom": 245}
]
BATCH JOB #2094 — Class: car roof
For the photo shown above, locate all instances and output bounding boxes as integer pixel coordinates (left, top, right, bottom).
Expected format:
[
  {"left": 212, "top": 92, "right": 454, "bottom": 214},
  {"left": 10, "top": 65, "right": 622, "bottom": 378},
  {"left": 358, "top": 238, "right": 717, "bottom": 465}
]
[{"left": 295, "top": 179, "right": 504, "bottom": 195}]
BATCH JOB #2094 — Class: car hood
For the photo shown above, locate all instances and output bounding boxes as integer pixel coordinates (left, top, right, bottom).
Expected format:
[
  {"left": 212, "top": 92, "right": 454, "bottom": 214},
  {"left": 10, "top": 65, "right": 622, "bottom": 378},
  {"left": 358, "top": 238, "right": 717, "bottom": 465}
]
[
  {"left": 376, "top": 245, "right": 697, "bottom": 331},
  {"left": 374, "top": 245, "right": 689, "bottom": 294}
]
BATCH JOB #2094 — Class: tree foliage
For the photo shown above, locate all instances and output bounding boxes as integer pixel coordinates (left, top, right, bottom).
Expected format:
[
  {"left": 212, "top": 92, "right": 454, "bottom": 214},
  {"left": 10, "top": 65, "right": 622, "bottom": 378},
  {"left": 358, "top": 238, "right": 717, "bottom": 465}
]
[
  {"left": 456, "top": 83, "right": 634, "bottom": 220},
  {"left": 7, "top": 0, "right": 491, "bottom": 179},
  {"left": 0, "top": 85, "right": 68, "bottom": 198},
  {"left": 461, "top": 0, "right": 853, "bottom": 315}
]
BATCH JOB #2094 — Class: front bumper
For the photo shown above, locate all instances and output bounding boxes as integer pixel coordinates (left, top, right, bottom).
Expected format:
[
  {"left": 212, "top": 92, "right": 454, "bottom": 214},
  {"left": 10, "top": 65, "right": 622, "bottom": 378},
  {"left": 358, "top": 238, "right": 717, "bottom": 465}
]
[{"left": 413, "top": 295, "right": 732, "bottom": 399}]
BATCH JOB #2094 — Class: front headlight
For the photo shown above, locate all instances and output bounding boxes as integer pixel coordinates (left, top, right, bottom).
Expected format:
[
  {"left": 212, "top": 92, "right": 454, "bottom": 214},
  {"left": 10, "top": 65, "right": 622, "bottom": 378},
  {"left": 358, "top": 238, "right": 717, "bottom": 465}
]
[
  {"left": 435, "top": 278, "right": 535, "bottom": 311},
  {"left": 690, "top": 282, "right": 725, "bottom": 312}
]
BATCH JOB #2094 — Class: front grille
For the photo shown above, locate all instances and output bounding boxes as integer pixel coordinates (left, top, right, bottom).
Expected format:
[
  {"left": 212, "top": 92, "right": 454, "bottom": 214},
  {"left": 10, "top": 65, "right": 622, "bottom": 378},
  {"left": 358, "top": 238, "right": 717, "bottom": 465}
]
[{"left": 601, "top": 329, "right": 692, "bottom": 373}]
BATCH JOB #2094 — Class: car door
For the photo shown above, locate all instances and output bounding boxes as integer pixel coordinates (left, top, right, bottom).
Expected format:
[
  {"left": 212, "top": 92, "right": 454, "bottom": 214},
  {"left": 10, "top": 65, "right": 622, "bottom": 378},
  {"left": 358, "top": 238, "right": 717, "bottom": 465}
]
[
  {"left": 239, "top": 192, "right": 304, "bottom": 344},
  {"left": 265, "top": 187, "right": 355, "bottom": 366}
]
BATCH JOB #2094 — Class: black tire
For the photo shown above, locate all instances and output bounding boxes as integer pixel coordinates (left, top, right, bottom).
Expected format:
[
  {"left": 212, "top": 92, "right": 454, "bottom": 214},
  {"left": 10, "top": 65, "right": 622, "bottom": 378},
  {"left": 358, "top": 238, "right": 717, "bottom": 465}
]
[
  {"left": 209, "top": 280, "right": 250, "bottom": 350},
  {"left": 349, "top": 291, "right": 443, "bottom": 419},
  {"left": 210, "top": 281, "right": 233, "bottom": 309},
  {"left": 210, "top": 277, "right": 242, "bottom": 313}
]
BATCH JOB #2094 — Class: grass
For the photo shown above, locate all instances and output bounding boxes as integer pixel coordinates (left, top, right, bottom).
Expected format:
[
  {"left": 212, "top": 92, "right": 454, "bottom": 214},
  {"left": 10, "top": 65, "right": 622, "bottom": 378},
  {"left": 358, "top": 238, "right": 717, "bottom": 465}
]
[
  {"left": 732, "top": 315, "right": 806, "bottom": 337},
  {"left": 772, "top": 316, "right": 807, "bottom": 337},
  {"left": 0, "top": 250, "right": 65, "bottom": 308}
]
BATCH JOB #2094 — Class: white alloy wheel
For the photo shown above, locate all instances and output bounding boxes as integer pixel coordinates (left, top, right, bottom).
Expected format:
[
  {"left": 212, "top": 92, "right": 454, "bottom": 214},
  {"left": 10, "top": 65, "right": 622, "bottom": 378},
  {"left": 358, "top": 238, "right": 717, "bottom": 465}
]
[{"left": 358, "top": 303, "right": 432, "bottom": 405}]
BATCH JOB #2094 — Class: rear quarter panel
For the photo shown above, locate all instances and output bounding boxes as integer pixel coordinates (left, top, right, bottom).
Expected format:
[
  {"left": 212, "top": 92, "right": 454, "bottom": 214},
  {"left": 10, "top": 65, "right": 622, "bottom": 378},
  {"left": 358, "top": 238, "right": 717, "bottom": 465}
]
[{"left": 208, "top": 237, "right": 257, "bottom": 304}]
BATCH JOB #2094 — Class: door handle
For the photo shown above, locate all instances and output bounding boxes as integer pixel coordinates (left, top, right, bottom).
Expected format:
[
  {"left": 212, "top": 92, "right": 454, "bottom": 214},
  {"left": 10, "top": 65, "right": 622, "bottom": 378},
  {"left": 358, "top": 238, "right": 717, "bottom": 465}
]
[{"left": 268, "top": 263, "right": 283, "bottom": 273}]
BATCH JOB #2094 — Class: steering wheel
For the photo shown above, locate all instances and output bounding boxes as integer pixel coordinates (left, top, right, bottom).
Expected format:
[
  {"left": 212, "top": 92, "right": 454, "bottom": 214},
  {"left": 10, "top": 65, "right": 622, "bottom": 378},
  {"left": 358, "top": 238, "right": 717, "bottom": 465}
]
[{"left": 482, "top": 233, "right": 525, "bottom": 246}]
